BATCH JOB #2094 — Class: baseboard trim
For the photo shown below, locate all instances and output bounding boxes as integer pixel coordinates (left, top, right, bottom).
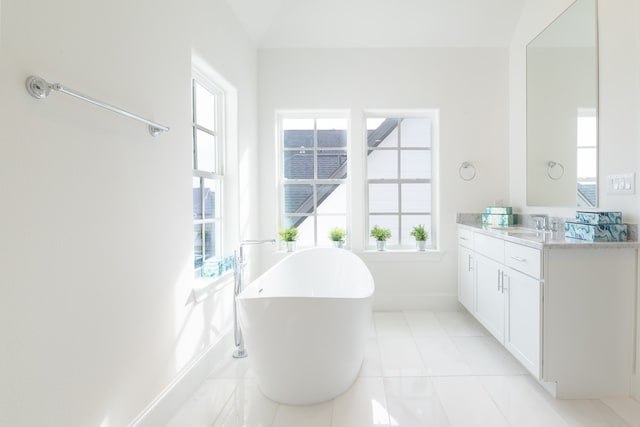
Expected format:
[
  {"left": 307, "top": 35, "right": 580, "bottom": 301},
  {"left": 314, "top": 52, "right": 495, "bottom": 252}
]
[
  {"left": 127, "top": 329, "right": 233, "bottom": 427},
  {"left": 372, "top": 294, "right": 460, "bottom": 311}
]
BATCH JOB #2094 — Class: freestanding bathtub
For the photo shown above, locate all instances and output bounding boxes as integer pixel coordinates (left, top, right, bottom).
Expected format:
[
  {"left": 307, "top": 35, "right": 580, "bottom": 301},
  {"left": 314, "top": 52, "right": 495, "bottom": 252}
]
[{"left": 237, "top": 247, "right": 374, "bottom": 405}]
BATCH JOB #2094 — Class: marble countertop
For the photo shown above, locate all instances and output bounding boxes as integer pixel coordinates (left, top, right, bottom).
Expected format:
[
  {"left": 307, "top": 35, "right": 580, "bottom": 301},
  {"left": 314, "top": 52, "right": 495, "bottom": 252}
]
[{"left": 457, "top": 221, "right": 640, "bottom": 250}]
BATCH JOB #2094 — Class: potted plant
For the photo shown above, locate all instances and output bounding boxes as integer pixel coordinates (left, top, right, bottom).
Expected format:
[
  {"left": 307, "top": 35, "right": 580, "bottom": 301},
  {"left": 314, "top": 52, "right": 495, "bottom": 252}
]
[
  {"left": 410, "top": 224, "right": 428, "bottom": 251},
  {"left": 370, "top": 225, "right": 391, "bottom": 251},
  {"left": 279, "top": 227, "right": 299, "bottom": 252},
  {"left": 329, "top": 227, "right": 347, "bottom": 248}
]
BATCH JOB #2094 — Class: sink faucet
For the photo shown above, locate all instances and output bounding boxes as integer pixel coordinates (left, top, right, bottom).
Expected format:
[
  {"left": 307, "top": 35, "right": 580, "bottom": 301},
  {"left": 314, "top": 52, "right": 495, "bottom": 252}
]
[
  {"left": 531, "top": 215, "right": 549, "bottom": 232},
  {"left": 232, "top": 239, "right": 276, "bottom": 358}
]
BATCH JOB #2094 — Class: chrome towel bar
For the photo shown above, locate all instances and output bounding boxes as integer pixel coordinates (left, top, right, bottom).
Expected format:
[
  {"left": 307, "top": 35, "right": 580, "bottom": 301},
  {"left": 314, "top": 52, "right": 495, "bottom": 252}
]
[{"left": 25, "top": 75, "right": 170, "bottom": 137}]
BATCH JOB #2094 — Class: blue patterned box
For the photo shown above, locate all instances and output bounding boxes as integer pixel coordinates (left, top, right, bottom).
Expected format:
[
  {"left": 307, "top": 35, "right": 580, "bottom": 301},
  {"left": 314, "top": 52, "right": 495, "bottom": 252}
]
[
  {"left": 485, "top": 206, "right": 513, "bottom": 215},
  {"left": 575, "top": 211, "right": 622, "bottom": 225},
  {"left": 482, "top": 213, "right": 516, "bottom": 226},
  {"left": 564, "top": 221, "right": 627, "bottom": 241}
]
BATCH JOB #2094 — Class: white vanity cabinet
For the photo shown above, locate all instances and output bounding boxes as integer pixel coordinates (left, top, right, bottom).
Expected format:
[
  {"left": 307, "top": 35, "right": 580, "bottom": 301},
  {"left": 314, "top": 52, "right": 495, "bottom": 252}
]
[
  {"left": 503, "top": 265, "right": 541, "bottom": 377},
  {"left": 467, "top": 231, "right": 542, "bottom": 377},
  {"left": 458, "top": 224, "right": 638, "bottom": 398},
  {"left": 475, "top": 251, "right": 506, "bottom": 341}
]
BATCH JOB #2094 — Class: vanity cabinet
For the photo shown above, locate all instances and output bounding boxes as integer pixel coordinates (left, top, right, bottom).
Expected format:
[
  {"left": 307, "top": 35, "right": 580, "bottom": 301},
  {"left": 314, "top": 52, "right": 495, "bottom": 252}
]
[
  {"left": 457, "top": 224, "right": 637, "bottom": 398},
  {"left": 468, "top": 232, "right": 541, "bottom": 377},
  {"left": 475, "top": 252, "right": 506, "bottom": 341},
  {"left": 457, "top": 229, "right": 474, "bottom": 312},
  {"left": 503, "top": 266, "right": 541, "bottom": 377}
]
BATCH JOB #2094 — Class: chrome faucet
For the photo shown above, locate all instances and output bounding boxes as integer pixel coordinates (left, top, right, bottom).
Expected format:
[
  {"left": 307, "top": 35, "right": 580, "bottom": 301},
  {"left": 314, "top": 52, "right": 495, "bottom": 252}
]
[
  {"left": 232, "top": 239, "right": 276, "bottom": 358},
  {"left": 531, "top": 215, "right": 549, "bottom": 232}
]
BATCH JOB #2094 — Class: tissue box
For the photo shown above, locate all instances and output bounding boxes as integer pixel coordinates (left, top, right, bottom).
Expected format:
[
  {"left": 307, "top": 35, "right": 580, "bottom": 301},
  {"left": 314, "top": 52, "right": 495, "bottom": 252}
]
[
  {"left": 482, "top": 213, "right": 516, "bottom": 226},
  {"left": 575, "top": 211, "right": 622, "bottom": 225},
  {"left": 485, "top": 206, "right": 513, "bottom": 215},
  {"left": 564, "top": 221, "right": 627, "bottom": 241}
]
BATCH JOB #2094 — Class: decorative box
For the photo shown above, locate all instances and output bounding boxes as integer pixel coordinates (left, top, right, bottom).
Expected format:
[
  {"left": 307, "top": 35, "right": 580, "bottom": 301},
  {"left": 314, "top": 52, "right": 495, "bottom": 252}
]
[
  {"left": 485, "top": 206, "right": 513, "bottom": 215},
  {"left": 482, "top": 213, "right": 516, "bottom": 227},
  {"left": 575, "top": 211, "right": 622, "bottom": 225},
  {"left": 564, "top": 221, "right": 627, "bottom": 242}
]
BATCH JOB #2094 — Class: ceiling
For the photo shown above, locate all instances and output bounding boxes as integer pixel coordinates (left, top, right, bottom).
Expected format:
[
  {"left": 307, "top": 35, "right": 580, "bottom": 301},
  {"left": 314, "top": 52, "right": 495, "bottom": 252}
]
[{"left": 223, "top": 0, "right": 527, "bottom": 48}]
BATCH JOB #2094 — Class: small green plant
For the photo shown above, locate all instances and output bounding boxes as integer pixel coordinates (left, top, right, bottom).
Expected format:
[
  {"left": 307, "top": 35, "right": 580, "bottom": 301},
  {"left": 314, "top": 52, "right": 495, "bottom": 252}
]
[
  {"left": 370, "top": 225, "right": 391, "bottom": 241},
  {"left": 410, "top": 224, "right": 428, "bottom": 241},
  {"left": 329, "top": 227, "right": 347, "bottom": 242},
  {"left": 278, "top": 227, "right": 298, "bottom": 242}
]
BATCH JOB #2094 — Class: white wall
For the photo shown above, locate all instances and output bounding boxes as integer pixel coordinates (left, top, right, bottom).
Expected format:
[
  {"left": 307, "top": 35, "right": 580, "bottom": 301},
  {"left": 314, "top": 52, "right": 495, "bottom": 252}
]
[
  {"left": 0, "top": 0, "right": 258, "bottom": 425},
  {"left": 258, "top": 48, "right": 510, "bottom": 309},
  {"left": 509, "top": 0, "right": 640, "bottom": 398}
]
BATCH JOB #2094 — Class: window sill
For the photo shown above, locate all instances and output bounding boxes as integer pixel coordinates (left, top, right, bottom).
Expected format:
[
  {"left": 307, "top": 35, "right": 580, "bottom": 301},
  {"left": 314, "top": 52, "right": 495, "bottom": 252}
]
[{"left": 190, "top": 271, "right": 234, "bottom": 304}]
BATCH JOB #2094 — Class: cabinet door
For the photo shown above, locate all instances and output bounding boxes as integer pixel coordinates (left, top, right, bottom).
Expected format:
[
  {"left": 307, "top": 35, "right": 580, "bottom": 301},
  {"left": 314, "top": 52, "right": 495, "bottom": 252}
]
[
  {"left": 475, "top": 254, "right": 505, "bottom": 343},
  {"left": 503, "top": 267, "right": 541, "bottom": 377},
  {"left": 458, "top": 246, "right": 475, "bottom": 313}
]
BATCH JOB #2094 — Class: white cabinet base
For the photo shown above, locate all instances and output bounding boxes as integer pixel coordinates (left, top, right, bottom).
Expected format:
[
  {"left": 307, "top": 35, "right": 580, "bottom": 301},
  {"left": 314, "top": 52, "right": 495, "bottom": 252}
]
[{"left": 543, "top": 248, "right": 636, "bottom": 398}]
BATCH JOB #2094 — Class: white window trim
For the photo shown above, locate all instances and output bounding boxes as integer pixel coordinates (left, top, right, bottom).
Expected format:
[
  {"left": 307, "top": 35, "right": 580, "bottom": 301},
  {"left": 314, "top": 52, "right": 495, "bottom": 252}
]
[
  {"left": 363, "top": 110, "right": 440, "bottom": 252},
  {"left": 276, "top": 110, "right": 351, "bottom": 249},
  {"left": 192, "top": 69, "right": 226, "bottom": 277}
]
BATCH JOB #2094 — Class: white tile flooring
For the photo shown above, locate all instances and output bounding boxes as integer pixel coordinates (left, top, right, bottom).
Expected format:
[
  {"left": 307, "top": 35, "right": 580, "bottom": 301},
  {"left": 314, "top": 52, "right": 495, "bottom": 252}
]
[{"left": 168, "top": 311, "right": 640, "bottom": 426}]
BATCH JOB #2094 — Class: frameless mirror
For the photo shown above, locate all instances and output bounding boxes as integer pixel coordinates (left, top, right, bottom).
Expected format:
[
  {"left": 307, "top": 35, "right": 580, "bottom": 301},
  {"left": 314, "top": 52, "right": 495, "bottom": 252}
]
[{"left": 526, "top": 0, "right": 598, "bottom": 207}]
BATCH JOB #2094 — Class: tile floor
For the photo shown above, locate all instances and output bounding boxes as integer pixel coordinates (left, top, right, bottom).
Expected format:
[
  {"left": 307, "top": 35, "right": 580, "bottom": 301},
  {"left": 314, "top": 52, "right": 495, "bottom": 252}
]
[{"left": 167, "top": 311, "right": 640, "bottom": 426}]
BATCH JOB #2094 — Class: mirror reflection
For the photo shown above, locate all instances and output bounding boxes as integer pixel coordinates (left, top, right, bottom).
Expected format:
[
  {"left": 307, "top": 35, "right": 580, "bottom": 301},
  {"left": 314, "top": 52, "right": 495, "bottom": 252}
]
[{"left": 526, "top": 0, "right": 598, "bottom": 207}]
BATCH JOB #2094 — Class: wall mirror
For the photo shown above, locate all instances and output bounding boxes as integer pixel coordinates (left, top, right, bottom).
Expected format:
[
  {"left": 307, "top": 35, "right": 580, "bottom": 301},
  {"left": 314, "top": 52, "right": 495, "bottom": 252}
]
[{"left": 526, "top": 0, "right": 598, "bottom": 207}]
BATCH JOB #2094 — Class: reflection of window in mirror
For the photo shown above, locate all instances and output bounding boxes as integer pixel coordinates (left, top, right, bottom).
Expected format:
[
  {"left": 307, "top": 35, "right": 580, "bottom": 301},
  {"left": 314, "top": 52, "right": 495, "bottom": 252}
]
[{"left": 577, "top": 108, "right": 597, "bottom": 207}]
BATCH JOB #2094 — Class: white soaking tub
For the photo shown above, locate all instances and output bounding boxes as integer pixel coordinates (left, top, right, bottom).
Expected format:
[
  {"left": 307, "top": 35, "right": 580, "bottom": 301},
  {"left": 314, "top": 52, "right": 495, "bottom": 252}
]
[{"left": 237, "top": 247, "right": 374, "bottom": 405}]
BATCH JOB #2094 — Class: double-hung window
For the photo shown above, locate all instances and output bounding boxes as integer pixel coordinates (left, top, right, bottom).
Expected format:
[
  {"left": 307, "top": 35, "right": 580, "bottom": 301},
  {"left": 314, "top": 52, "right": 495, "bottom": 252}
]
[
  {"left": 365, "top": 114, "right": 437, "bottom": 249},
  {"left": 192, "top": 74, "right": 224, "bottom": 275},
  {"left": 279, "top": 115, "right": 348, "bottom": 247}
]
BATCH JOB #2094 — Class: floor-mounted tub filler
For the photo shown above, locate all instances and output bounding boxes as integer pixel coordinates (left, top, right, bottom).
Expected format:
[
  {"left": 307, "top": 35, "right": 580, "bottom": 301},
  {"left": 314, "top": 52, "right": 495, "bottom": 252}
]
[{"left": 237, "top": 247, "right": 374, "bottom": 405}]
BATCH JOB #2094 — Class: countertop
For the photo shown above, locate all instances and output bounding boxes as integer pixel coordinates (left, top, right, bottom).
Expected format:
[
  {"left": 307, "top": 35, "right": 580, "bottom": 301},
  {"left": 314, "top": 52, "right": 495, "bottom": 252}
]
[{"left": 457, "top": 221, "right": 640, "bottom": 250}]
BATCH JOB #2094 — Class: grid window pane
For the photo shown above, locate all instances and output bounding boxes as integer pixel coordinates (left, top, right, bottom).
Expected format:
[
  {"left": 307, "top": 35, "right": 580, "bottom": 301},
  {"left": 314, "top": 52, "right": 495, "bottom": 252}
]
[
  {"left": 285, "top": 216, "right": 314, "bottom": 247},
  {"left": 401, "top": 118, "right": 431, "bottom": 148},
  {"left": 317, "top": 184, "right": 346, "bottom": 214},
  {"left": 283, "top": 119, "right": 314, "bottom": 148},
  {"left": 402, "top": 215, "right": 431, "bottom": 245},
  {"left": 192, "top": 177, "right": 201, "bottom": 220},
  {"left": 367, "top": 150, "right": 397, "bottom": 179},
  {"left": 284, "top": 184, "right": 314, "bottom": 214},
  {"left": 402, "top": 183, "right": 431, "bottom": 213},
  {"left": 317, "top": 216, "right": 347, "bottom": 245},
  {"left": 369, "top": 183, "right": 398, "bottom": 213},
  {"left": 193, "top": 224, "right": 203, "bottom": 269},
  {"left": 194, "top": 81, "right": 215, "bottom": 130},
  {"left": 284, "top": 151, "right": 314, "bottom": 179},
  {"left": 204, "top": 222, "right": 216, "bottom": 260},
  {"left": 203, "top": 178, "right": 219, "bottom": 219},
  {"left": 401, "top": 150, "right": 431, "bottom": 179},
  {"left": 318, "top": 150, "right": 347, "bottom": 179},
  {"left": 369, "top": 215, "right": 399, "bottom": 246},
  {"left": 577, "top": 147, "right": 597, "bottom": 178},
  {"left": 317, "top": 118, "right": 347, "bottom": 148},
  {"left": 367, "top": 118, "right": 398, "bottom": 148},
  {"left": 196, "top": 130, "right": 216, "bottom": 173}
]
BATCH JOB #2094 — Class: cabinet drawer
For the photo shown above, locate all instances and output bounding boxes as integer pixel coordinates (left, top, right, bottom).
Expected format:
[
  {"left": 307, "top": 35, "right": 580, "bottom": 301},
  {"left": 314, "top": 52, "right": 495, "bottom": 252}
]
[
  {"left": 474, "top": 233, "right": 504, "bottom": 262},
  {"left": 505, "top": 242, "right": 541, "bottom": 279},
  {"left": 458, "top": 228, "right": 474, "bottom": 248}
]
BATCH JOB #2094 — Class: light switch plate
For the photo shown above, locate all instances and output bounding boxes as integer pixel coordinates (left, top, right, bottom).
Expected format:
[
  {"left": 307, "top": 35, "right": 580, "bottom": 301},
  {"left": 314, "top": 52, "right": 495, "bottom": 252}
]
[{"left": 606, "top": 173, "right": 635, "bottom": 194}]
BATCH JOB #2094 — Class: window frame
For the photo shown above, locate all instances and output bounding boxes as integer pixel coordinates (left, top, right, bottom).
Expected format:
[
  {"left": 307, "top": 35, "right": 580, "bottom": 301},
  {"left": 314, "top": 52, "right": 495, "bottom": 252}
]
[
  {"left": 364, "top": 112, "right": 439, "bottom": 251},
  {"left": 277, "top": 112, "right": 350, "bottom": 248},
  {"left": 192, "top": 70, "right": 225, "bottom": 276}
]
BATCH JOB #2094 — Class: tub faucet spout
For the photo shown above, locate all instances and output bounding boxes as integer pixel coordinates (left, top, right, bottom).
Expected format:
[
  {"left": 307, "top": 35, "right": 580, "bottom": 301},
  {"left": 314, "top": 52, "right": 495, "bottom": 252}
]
[{"left": 233, "top": 238, "right": 276, "bottom": 358}]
